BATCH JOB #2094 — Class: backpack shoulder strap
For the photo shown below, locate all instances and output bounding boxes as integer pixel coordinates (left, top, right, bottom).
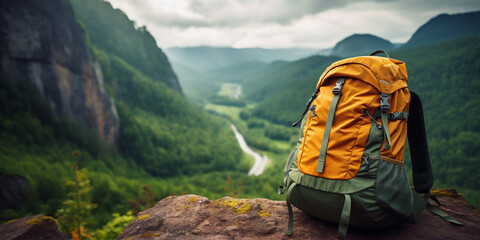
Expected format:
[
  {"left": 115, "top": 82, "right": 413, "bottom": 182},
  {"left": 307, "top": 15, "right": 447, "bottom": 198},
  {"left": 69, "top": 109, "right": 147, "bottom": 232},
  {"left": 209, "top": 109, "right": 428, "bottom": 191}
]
[
  {"left": 407, "top": 91, "right": 433, "bottom": 194},
  {"left": 408, "top": 91, "right": 463, "bottom": 225}
]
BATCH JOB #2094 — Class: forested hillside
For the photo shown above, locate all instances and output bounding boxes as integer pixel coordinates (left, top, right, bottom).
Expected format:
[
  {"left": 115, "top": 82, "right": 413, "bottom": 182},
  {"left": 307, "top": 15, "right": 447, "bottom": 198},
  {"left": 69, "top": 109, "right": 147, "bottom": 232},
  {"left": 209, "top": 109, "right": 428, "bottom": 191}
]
[
  {"left": 71, "top": 0, "right": 182, "bottom": 92},
  {"left": 403, "top": 11, "right": 480, "bottom": 49},
  {"left": 1, "top": 0, "right": 246, "bottom": 234},
  {"left": 70, "top": 0, "right": 243, "bottom": 177},
  {"left": 242, "top": 55, "right": 340, "bottom": 125},
  {"left": 393, "top": 34, "right": 480, "bottom": 193}
]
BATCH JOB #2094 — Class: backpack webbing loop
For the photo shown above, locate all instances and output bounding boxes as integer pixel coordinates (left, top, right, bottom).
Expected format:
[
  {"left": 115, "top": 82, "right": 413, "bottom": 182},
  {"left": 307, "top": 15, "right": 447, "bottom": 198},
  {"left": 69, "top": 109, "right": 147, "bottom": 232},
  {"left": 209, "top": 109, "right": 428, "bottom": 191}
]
[
  {"left": 285, "top": 182, "right": 298, "bottom": 236},
  {"left": 369, "top": 50, "right": 390, "bottom": 58},
  {"left": 292, "top": 91, "right": 318, "bottom": 127},
  {"left": 338, "top": 194, "right": 351, "bottom": 240},
  {"left": 316, "top": 77, "right": 345, "bottom": 173}
]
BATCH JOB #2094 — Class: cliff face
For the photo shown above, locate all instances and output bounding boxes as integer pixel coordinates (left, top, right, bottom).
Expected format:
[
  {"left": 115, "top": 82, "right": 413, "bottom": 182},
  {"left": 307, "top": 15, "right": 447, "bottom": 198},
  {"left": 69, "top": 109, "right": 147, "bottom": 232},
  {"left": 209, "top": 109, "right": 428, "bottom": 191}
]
[
  {"left": 0, "top": 0, "right": 119, "bottom": 145},
  {"left": 70, "top": 0, "right": 182, "bottom": 94},
  {"left": 118, "top": 190, "right": 480, "bottom": 240}
]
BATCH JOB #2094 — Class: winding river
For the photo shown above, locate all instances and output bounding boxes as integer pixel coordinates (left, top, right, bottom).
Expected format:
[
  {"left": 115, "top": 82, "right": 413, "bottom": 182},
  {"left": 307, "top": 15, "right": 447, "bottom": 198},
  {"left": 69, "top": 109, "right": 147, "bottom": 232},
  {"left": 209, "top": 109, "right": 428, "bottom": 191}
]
[{"left": 230, "top": 124, "right": 269, "bottom": 176}]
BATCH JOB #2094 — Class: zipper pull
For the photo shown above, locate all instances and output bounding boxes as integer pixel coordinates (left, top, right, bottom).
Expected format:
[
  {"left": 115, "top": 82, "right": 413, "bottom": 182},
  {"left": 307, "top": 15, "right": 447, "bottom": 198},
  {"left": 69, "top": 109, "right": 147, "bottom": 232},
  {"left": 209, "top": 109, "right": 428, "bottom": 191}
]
[{"left": 310, "top": 105, "right": 317, "bottom": 117}]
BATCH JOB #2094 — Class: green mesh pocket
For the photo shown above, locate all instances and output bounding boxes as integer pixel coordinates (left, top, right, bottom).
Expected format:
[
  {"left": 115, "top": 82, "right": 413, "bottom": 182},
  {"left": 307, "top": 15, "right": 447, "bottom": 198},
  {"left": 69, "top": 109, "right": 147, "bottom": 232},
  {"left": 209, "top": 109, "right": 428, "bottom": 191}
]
[{"left": 375, "top": 159, "right": 413, "bottom": 219}]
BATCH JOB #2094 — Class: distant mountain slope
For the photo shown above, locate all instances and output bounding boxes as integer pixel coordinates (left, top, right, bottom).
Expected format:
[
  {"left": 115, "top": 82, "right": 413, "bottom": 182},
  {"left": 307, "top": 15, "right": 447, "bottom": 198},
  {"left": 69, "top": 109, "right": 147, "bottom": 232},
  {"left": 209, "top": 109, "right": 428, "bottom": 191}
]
[
  {"left": 206, "top": 61, "right": 269, "bottom": 84},
  {"left": 242, "top": 55, "right": 340, "bottom": 124},
  {"left": 330, "top": 34, "right": 394, "bottom": 57},
  {"left": 71, "top": 0, "right": 243, "bottom": 177},
  {"left": 170, "top": 62, "right": 214, "bottom": 99},
  {"left": 403, "top": 11, "right": 480, "bottom": 49},
  {"left": 172, "top": 60, "right": 269, "bottom": 100},
  {"left": 165, "top": 46, "right": 321, "bottom": 72},
  {"left": 70, "top": 0, "right": 182, "bottom": 92}
]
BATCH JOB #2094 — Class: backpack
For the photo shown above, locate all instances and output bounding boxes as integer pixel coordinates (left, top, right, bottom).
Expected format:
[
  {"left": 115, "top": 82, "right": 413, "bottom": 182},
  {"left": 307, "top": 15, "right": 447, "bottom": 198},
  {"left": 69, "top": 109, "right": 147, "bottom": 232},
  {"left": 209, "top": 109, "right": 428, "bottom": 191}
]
[{"left": 280, "top": 51, "right": 461, "bottom": 239}]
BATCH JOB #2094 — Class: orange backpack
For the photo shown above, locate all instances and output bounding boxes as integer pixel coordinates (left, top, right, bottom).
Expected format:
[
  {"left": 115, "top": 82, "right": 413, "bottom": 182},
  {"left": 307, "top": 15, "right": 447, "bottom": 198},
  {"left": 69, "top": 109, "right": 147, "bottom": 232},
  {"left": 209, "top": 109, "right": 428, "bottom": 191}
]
[
  {"left": 281, "top": 51, "right": 461, "bottom": 239},
  {"left": 295, "top": 51, "right": 409, "bottom": 179}
]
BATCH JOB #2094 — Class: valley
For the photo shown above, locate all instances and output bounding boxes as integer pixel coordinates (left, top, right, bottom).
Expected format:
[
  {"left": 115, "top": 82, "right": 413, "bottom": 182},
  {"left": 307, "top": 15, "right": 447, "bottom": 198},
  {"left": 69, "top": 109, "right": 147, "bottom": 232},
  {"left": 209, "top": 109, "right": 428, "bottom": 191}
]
[{"left": 1, "top": 1, "right": 479, "bottom": 239}]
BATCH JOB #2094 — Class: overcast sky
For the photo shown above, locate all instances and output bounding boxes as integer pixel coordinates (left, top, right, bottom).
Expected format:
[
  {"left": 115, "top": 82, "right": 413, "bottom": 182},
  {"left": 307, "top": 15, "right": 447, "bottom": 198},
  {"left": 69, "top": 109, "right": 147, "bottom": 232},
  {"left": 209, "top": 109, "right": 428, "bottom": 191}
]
[{"left": 106, "top": 0, "right": 480, "bottom": 49}]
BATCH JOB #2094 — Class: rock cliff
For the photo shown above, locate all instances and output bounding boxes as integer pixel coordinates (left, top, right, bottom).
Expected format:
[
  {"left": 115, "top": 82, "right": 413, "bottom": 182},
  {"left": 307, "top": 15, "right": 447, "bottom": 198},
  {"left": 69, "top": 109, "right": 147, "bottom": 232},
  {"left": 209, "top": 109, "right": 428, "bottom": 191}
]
[
  {"left": 0, "top": 0, "right": 119, "bottom": 145},
  {"left": 118, "top": 189, "right": 479, "bottom": 240}
]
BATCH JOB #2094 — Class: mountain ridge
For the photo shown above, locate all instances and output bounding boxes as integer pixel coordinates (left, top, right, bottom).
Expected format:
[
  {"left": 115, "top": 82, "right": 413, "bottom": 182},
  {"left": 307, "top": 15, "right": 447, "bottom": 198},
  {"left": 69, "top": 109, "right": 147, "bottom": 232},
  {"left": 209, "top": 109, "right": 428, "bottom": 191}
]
[
  {"left": 403, "top": 11, "right": 480, "bottom": 49},
  {"left": 330, "top": 33, "right": 395, "bottom": 57},
  {"left": 165, "top": 46, "right": 325, "bottom": 72}
]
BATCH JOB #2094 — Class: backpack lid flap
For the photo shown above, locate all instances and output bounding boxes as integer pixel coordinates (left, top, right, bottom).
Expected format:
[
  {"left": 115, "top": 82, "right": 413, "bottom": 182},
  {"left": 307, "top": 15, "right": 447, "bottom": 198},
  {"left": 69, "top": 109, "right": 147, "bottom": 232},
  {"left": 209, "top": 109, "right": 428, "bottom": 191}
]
[{"left": 316, "top": 56, "right": 408, "bottom": 93}]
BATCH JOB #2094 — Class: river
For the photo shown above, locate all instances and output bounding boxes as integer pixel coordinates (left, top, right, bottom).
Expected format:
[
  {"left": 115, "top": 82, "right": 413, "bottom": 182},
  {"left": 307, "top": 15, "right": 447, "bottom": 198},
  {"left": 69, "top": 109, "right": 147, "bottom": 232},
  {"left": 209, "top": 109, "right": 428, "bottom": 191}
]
[{"left": 230, "top": 124, "right": 269, "bottom": 176}]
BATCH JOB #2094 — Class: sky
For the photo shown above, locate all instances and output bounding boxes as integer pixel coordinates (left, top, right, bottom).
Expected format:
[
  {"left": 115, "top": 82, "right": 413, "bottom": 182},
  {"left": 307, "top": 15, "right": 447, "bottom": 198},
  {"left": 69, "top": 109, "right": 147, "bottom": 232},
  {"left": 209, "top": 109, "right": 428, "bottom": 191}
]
[{"left": 106, "top": 0, "right": 480, "bottom": 49}]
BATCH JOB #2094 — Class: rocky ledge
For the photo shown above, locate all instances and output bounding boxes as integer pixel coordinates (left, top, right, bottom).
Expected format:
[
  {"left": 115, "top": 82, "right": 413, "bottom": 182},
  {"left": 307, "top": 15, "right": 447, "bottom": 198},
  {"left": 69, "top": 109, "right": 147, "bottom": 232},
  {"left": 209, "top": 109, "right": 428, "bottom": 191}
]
[
  {"left": 118, "top": 189, "right": 480, "bottom": 240},
  {"left": 1, "top": 189, "right": 478, "bottom": 240},
  {"left": 0, "top": 215, "right": 68, "bottom": 240}
]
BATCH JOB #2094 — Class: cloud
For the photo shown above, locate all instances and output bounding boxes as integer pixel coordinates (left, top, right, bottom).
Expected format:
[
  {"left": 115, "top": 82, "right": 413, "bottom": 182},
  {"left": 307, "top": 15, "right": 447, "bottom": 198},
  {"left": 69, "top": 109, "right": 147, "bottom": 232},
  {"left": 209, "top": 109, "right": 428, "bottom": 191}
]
[
  {"left": 106, "top": 0, "right": 480, "bottom": 48},
  {"left": 109, "top": 0, "right": 390, "bottom": 28},
  {"left": 186, "top": 0, "right": 335, "bottom": 27}
]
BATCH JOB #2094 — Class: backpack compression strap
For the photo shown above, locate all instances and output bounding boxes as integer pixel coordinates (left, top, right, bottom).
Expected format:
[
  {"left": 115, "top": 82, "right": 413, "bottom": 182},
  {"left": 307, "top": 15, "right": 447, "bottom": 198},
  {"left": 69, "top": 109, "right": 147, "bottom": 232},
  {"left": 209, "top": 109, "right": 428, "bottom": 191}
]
[{"left": 317, "top": 77, "right": 345, "bottom": 173}]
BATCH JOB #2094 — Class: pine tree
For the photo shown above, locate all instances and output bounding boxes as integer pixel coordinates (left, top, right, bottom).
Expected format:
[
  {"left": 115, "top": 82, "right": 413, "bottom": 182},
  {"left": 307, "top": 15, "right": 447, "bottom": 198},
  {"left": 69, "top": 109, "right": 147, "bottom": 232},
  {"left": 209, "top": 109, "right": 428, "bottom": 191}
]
[{"left": 56, "top": 151, "right": 97, "bottom": 240}]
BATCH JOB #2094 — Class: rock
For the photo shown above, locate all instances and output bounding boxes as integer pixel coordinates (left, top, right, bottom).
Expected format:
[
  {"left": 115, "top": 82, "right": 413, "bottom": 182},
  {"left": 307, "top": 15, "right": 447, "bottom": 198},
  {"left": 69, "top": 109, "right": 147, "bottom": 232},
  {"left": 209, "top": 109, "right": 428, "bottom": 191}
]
[
  {"left": 118, "top": 189, "right": 479, "bottom": 240},
  {"left": 0, "top": 175, "right": 29, "bottom": 212},
  {"left": 0, "top": 214, "right": 69, "bottom": 240},
  {"left": 0, "top": 0, "right": 119, "bottom": 145}
]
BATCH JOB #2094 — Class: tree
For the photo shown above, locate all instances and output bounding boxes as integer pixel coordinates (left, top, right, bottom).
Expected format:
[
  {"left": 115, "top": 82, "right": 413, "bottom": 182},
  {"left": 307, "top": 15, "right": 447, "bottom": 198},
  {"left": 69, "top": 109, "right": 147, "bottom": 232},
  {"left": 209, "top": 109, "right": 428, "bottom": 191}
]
[{"left": 56, "top": 151, "right": 97, "bottom": 240}]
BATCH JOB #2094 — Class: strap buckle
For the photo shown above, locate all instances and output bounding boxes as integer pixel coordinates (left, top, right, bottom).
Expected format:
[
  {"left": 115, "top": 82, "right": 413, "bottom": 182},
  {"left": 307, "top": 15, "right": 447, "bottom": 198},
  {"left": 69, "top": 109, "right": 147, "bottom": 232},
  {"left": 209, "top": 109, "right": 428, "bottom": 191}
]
[
  {"left": 388, "top": 112, "right": 409, "bottom": 120},
  {"left": 380, "top": 93, "right": 390, "bottom": 112},
  {"left": 332, "top": 78, "right": 345, "bottom": 95}
]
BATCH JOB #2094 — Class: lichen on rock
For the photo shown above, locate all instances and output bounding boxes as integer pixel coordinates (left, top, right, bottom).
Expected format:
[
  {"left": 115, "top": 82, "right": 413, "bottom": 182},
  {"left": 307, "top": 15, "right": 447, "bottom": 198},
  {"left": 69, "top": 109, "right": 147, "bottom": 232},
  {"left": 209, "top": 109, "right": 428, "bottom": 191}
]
[
  {"left": 25, "top": 216, "right": 57, "bottom": 226},
  {"left": 135, "top": 215, "right": 151, "bottom": 221}
]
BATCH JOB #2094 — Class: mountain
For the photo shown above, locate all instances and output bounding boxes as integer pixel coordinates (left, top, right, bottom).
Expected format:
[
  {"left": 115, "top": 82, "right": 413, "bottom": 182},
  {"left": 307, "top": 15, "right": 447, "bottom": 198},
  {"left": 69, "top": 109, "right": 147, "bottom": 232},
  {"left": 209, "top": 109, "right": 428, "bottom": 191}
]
[
  {"left": 165, "top": 46, "right": 322, "bottom": 72},
  {"left": 0, "top": 0, "right": 245, "bottom": 229},
  {"left": 330, "top": 34, "right": 395, "bottom": 57},
  {"left": 403, "top": 11, "right": 480, "bottom": 49},
  {"left": 70, "top": 0, "right": 243, "bottom": 177},
  {"left": 70, "top": 0, "right": 182, "bottom": 93},
  {"left": 0, "top": 0, "right": 119, "bottom": 145}
]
